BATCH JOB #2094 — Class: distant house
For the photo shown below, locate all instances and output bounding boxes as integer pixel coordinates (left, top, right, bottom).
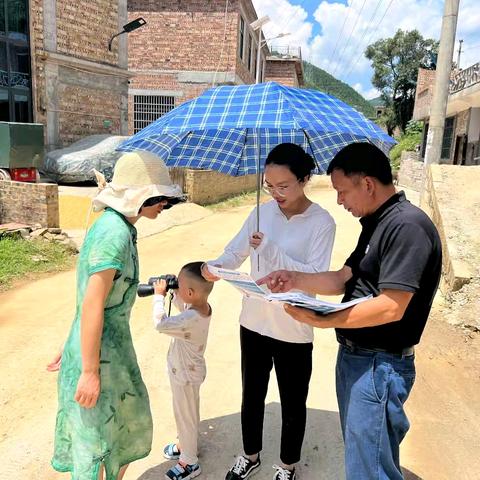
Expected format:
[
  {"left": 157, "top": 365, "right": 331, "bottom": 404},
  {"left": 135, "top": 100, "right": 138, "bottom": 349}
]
[
  {"left": 369, "top": 97, "right": 386, "bottom": 119},
  {"left": 126, "top": 0, "right": 303, "bottom": 134},
  {"left": 413, "top": 64, "right": 480, "bottom": 165}
]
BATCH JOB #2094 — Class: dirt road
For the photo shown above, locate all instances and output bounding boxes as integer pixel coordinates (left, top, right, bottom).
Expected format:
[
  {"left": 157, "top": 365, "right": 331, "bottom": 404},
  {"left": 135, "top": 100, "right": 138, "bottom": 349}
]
[{"left": 1, "top": 186, "right": 479, "bottom": 480}]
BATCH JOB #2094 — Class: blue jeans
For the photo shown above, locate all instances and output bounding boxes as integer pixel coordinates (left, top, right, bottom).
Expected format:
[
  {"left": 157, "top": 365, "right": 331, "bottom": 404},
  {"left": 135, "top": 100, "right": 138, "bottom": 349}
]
[{"left": 336, "top": 344, "right": 416, "bottom": 480}]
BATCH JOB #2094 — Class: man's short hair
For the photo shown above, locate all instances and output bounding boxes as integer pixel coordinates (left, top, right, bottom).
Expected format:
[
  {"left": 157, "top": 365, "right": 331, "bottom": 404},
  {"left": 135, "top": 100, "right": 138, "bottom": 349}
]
[{"left": 327, "top": 142, "right": 393, "bottom": 185}]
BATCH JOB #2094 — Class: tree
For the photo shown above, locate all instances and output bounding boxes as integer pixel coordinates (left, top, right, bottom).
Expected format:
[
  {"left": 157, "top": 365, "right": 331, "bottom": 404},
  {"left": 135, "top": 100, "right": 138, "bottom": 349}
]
[
  {"left": 377, "top": 95, "right": 397, "bottom": 136},
  {"left": 303, "top": 61, "right": 375, "bottom": 118},
  {"left": 365, "top": 29, "right": 438, "bottom": 133}
]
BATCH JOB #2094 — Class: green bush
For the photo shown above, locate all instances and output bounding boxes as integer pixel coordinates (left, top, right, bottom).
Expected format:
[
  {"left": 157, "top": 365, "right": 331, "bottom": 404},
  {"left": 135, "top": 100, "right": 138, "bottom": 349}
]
[{"left": 389, "top": 131, "right": 422, "bottom": 171}]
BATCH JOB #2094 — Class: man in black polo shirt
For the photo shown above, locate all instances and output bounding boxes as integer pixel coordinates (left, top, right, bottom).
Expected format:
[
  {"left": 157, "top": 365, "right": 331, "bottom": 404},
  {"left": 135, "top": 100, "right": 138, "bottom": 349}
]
[{"left": 259, "top": 142, "right": 442, "bottom": 480}]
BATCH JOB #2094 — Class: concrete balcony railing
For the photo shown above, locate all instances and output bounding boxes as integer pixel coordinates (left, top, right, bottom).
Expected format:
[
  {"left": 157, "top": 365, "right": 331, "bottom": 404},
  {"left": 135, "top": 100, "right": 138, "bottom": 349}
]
[
  {"left": 449, "top": 62, "right": 480, "bottom": 94},
  {"left": 268, "top": 45, "right": 302, "bottom": 60}
]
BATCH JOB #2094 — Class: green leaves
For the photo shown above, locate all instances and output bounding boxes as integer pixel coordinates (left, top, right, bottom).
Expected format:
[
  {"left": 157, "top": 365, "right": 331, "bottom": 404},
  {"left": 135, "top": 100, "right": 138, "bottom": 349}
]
[
  {"left": 303, "top": 61, "right": 376, "bottom": 118},
  {"left": 365, "top": 29, "right": 439, "bottom": 132}
]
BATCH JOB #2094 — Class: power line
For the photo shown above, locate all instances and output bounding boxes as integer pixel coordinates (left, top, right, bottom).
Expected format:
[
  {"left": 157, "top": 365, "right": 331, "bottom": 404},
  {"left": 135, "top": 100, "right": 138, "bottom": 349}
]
[
  {"left": 462, "top": 43, "right": 480, "bottom": 51},
  {"left": 328, "top": 0, "right": 356, "bottom": 73},
  {"left": 331, "top": 0, "right": 368, "bottom": 78},
  {"left": 343, "top": 0, "right": 395, "bottom": 82},
  {"left": 277, "top": 0, "right": 308, "bottom": 38},
  {"left": 337, "top": 0, "right": 384, "bottom": 81}
]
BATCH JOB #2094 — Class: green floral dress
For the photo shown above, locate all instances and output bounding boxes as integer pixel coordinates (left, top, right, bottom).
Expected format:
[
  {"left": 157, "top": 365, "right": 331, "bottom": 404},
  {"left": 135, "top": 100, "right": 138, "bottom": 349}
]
[{"left": 52, "top": 208, "right": 153, "bottom": 480}]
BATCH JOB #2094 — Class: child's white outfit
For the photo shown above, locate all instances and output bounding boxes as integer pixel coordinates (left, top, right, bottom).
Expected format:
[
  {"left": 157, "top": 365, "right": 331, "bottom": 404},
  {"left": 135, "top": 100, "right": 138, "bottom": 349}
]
[{"left": 153, "top": 293, "right": 212, "bottom": 466}]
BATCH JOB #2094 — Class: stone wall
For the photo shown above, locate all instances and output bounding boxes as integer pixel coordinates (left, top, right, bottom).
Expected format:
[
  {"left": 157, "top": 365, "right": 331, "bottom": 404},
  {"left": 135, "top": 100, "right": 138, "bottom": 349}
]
[
  {"left": 420, "top": 164, "right": 480, "bottom": 293},
  {"left": 0, "top": 181, "right": 59, "bottom": 227},
  {"left": 397, "top": 151, "right": 424, "bottom": 191},
  {"left": 420, "top": 166, "right": 451, "bottom": 292},
  {"left": 183, "top": 169, "right": 257, "bottom": 204}
]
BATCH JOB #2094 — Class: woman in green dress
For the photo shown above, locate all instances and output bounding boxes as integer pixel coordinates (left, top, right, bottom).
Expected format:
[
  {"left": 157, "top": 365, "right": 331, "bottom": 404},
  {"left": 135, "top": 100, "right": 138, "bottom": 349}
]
[{"left": 48, "top": 151, "right": 185, "bottom": 480}]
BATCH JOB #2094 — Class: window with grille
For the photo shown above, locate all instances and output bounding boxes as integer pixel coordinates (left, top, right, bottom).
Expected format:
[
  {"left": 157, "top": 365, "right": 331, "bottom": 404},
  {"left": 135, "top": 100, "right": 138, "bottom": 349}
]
[
  {"left": 239, "top": 17, "right": 245, "bottom": 60},
  {"left": 441, "top": 117, "right": 455, "bottom": 159},
  {"left": 133, "top": 95, "right": 175, "bottom": 133},
  {"left": 247, "top": 34, "right": 253, "bottom": 71}
]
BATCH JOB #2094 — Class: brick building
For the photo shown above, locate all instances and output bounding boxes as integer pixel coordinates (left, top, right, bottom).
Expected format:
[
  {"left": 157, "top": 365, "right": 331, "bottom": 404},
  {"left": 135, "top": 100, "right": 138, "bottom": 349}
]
[
  {"left": 2, "top": 1, "right": 304, "bottom": 146},
  {"left": 264, "top": 46, "right": 304, "bottom": 88},
  {"left": 413, "top": 65, "right": 480, "bottom": 165},
  {"left": 127, "top": 0, "right": 304, "bottom": 134},
  {"left": 2, "top": 0, "right": 130, "bottom": 150},
  {"left": 127, "top": 0, "right": 264, "bottom": 133}
]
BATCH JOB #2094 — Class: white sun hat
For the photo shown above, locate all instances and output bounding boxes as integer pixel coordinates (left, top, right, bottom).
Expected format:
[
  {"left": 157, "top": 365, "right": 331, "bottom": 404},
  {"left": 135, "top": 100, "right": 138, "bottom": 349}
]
[{"left": 92, "top": 150, "right": 185, "bottom": 217}]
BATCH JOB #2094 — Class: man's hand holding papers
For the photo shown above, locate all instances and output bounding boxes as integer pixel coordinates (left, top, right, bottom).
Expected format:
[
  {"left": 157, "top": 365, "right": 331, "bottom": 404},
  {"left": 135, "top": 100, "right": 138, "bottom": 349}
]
[{"left": 206, "top": 265, "right": 370, "bottom": 315}]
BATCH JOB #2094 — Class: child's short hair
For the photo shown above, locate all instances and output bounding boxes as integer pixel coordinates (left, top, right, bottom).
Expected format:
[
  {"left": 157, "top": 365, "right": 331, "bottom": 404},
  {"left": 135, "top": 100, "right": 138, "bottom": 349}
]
[{"left": 181, "top": 261, "right": 214, "bottom": 295}]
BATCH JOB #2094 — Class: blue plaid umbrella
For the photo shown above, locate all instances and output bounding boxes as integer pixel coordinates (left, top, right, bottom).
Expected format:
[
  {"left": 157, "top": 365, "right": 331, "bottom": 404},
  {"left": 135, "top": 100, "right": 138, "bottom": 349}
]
[
  {"left": 119, "top": 82, "right": 395, "bottom": 227},
  {"left": 119, "top": 82, "right": 394, "bottom": 175}
]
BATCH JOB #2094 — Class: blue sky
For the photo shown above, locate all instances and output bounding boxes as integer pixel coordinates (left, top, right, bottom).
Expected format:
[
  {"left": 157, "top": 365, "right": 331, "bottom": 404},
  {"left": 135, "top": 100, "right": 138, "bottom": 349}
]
[{"left": 252, "top": 0, "right": 480, "bottom": 99}]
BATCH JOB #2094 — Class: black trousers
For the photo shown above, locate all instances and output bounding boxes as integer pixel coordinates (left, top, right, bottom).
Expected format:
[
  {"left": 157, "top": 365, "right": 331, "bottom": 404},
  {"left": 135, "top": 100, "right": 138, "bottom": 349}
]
[{"left": 240, "top": 326, "right": 313, "bottom": 465}]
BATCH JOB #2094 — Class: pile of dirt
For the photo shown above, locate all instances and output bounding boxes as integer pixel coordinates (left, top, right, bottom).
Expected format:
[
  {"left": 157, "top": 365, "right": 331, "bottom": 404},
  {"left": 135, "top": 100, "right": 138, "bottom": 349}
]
[{"left": 442, "top": 276, "right": 480, "bottom": 332}]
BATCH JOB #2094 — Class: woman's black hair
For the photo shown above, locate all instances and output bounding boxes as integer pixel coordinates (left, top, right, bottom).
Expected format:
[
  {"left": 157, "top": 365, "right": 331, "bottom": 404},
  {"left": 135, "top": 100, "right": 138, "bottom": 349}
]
[{"left": 265, "top": 143, "right": 316, "bottom": 181}]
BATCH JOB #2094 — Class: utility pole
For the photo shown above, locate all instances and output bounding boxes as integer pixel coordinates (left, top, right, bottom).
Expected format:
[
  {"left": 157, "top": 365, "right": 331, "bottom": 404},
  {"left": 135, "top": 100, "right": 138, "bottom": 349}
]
[
  {"left": 423, "top": 0, "right": 460, "bottom": 167},
  {"left": 456, "top": 39, "right": 463, "bottom": 69}
]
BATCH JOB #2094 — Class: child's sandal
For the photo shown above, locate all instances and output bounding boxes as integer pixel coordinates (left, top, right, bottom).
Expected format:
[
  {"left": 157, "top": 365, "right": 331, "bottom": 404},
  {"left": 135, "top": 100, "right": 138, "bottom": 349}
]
[{"left": 163, "top": 442, "right": 181, "bottom": 460}]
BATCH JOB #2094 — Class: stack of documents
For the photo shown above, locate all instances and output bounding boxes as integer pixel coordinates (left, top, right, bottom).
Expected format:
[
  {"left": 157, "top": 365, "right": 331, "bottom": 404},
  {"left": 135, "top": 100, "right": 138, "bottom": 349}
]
[{"left": 207, "top": 265, "right": 370, "bottom": 315}]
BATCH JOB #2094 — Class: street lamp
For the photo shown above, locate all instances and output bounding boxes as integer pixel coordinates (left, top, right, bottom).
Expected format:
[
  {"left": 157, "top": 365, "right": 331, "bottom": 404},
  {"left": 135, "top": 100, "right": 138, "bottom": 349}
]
[
  {"left": 108, "top": 17, "right": 147, "bottom": 51},
  {"left": 250, "top": 16, "right": 270, "bottom": 83},
  {"left": 255, "top": 32, "right": 290, "bottom": 83}
]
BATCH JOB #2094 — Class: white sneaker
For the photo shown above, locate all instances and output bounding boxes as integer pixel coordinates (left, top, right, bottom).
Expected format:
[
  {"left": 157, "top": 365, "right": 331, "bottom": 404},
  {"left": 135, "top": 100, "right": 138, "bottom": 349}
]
[{"left": 272, "top": 464, "right": 296, "bottom": 480}]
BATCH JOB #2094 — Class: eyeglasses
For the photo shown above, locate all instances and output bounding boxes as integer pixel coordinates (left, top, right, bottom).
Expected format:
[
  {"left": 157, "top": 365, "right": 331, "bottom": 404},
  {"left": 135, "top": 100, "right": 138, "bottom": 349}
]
[{"left": 262, "top": 180, "right": 300, "bottom": 198}]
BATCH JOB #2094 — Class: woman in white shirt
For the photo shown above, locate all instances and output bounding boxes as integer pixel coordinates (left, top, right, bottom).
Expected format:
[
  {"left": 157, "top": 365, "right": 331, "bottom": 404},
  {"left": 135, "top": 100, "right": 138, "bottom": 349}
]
[{"left": 202, "top": 143, "right": 336, "bottom": 480}]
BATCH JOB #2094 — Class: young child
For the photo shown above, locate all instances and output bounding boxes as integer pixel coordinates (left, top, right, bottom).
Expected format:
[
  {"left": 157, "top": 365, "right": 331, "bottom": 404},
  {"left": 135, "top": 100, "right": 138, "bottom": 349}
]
[{"left": 152, "top": 261, "right": 214, "bottom": 480}]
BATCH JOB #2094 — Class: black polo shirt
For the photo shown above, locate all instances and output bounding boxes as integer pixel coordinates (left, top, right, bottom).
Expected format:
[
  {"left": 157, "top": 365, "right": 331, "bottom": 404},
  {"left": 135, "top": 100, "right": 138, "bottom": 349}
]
[{"left": 337, "top": 191, "right": 442, "bottom": 350}]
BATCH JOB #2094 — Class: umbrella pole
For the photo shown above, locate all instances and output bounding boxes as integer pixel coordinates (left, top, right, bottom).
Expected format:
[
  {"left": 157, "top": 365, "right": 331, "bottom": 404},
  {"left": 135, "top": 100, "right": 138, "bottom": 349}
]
[{"left": 256, "top": 130, "right": 261, "bottom": 271}]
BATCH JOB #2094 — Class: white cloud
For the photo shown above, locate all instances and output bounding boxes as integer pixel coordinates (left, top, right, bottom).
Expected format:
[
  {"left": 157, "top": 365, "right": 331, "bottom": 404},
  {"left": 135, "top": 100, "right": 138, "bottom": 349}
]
[
  {"left": 353, "top": 83, "right": 380, "bottom": 100},
  {"left": 253, "top": 0, "right": 480, "bottom": 97},
  {"left": 250, "top": 0, "right": 313, "bottom": 58}
]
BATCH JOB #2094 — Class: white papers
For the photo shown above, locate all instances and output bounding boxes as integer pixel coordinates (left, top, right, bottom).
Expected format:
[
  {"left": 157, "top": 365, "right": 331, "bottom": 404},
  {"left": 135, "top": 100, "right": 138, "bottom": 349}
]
[
  {"left": 207, "top": 265, "right": 268, "bottom": 297},
  {"left": 207, "top": 265, "right": 371, "bottom": 315}
]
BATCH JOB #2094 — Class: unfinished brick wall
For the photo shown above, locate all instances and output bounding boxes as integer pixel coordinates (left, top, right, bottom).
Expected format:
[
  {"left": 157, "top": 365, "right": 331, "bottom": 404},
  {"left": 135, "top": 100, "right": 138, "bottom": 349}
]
[
  {"left": 127, "top": 0, "right": 260, "bottom": 134},
  {"left": 184, "top": 169, "right": 257, "bottom": 204},
  {"left": 413, "top": 68, "right": 436, "bottom": 121},
  {"left": 30, "top": 0, "right": 47, "bottom": 127},
  {"left": 56, "top": 1, "right": 120, "bottom": 64},
  {"left": 30, "top": 1, "right": 128, "bottom": 149},
  {"left": 264, "top": 60, "right": 300, "bottom": 87},
  {"left": 0, "top": 181, "right": 59, "bottom": 227},
  {"left": 128, "top": 3, "right": 238, "bottom": 72},
  {"left": 57, "top": 84, "right": 123, "bottom": 145}
]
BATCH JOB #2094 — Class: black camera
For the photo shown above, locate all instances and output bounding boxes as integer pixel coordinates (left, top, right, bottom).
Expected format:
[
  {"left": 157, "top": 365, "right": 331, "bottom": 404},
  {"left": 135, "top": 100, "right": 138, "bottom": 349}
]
[{"left": 137, "top": 274, "right": 179, "bottom": 297}]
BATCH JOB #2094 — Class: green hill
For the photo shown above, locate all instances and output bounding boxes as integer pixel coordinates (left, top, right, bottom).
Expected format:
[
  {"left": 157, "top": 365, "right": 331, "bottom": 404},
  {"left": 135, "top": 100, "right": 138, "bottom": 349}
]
[
  {"left": 368, "top": 96, "right": 385, "bottom": 108},
  {"left": 303, "top": 61, "right": 375, "bottom": 118}
]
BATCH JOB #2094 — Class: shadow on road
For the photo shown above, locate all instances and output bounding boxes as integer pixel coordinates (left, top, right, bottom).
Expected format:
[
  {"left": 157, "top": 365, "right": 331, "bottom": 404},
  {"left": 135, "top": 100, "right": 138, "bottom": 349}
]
[{"left": 138, "top": 403, "right": 344, "bottom": 479}]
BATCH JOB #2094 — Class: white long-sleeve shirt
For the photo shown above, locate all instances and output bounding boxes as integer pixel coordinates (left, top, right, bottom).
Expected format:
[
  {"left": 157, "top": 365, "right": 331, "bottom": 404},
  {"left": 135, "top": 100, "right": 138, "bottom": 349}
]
[
  {"left": 209, "top": 200, "right": 336, "bottom": 343},
  {"left": 153, "top": 293, "right": 212, "bottom": 385}
]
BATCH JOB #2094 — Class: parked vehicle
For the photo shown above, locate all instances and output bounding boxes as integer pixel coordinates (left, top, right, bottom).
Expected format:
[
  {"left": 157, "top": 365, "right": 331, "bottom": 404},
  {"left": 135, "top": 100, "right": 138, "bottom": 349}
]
[
  {"left": 42, "top": 135, "right": 129, "bottom": 183},
  {"left": 0, "top": 122, "right": 44, "bottom": 182}
]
